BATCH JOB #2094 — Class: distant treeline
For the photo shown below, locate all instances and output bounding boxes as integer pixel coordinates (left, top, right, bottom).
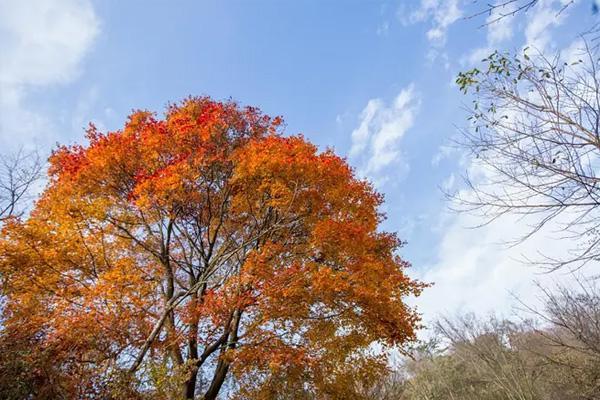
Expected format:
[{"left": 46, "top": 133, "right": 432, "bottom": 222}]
[{"left": 368, "top": 278, "right": 600, "bottom": 400}]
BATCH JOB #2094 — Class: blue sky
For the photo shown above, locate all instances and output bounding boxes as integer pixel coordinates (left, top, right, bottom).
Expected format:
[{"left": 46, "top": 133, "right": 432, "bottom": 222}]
[{"left": 0, "top": 0, "right": 596, "bottom": 323}]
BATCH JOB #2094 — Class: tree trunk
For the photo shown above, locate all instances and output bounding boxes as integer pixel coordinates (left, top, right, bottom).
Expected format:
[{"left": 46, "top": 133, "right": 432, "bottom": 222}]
[
  {"left": 184, "top": 365, "right": 199, "bottom": 399},
  {"left": 202, "top": 309, "right": 241, "bottom": 400},
  {"left": 183, "top": 292, "right": 200, "bottom": 399}
]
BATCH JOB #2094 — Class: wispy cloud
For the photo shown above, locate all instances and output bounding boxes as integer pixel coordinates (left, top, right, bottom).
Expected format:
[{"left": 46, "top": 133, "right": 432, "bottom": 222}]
[
  {"left": 431, "top": 144, "right": 456, "bottom": 167},
  {"left": 462, "top": 0, "right": 571, "bottom": 67},
  {"left": 414, "top": 162, "right": 591, "bottom": 323},
  {"left": 406, "top": 0, "right": 462, "bottom": 46},
  {"left": 487, "top": 1, "right": 518, "bottom": 43},
  {"left": 0, "top": 0, "right": 99, "bottom": 148},
  {"left": 464, "top": 0, "right": 518, "bottom": 65},
  {"left": 524, "top": 0, "right": 566, "bottom": 51},
  {"left": 349, "top": 85, "right": 420, "bottom": 185}
]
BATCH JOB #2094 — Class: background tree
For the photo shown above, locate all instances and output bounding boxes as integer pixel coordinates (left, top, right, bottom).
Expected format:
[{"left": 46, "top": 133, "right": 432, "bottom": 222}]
[
  {"left": 454, "top": 44, "right": 600, "bottom": 269},
  {"left": 0, "top": 97, "right": 424, "bottom": 399},
  {"left": 368, "top": 277, "right": 600, "bottom": 400},
  {"left": 518, "top": 278, "right": 600, "bottom": 399},
  {"left": 0, "top": 149, "right": 41, "bottom": 222},
  {"left": 0, "top": 149, "right": 42, "bottom": 399}
]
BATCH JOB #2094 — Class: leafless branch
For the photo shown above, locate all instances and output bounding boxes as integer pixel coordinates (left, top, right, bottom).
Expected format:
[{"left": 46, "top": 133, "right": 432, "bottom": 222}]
[
  {"left": 0, "top": 149, "right": 42, "bottom": 222},
  {"left": 465, "top": 0, "right": 577, "bottom": 28},
  {"left": 453, "top": 42, "right": 600, "bottom": 270}
]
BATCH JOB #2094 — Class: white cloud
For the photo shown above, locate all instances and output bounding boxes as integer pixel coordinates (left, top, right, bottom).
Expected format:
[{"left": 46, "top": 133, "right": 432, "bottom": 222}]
[
  {"left": 464, "top": 1, "right": 518, "bottom": 65},
  {"left": 349, "top": 85, "right": 420, "bottom": 184},
  {"left": 464, "top": 0, "right": 573, "bottom": 66},
  {"left": 404, "top": 0, "right": 589, "bottom": 330},
  {"left": 71, "top": 85, "right": 108, "bottom": 135},
  {"left": 0, "top": 0, "right": 99, "bottom": 148},
  {"left": 419, "top": 53, "right": 596, "bottom": 320},
  {"left": 524, "top": 0, "right": 565, "bottom": 51},
  {"left": 486, "top": 1, "right": 518, "bottom": 44},
  {"left": 440, "top": 173, "right": 456, "bottom": 192},
  {"left": 0, "top": 87, "right": 48, "bottom": 150},
  {"left": 431, "top": 144, "right": 455, "bottom": 166},
  {"left": 408, "top": 0, "right": 462, "bottom": 46},
  {"left": 414, "top": 179, "right": 592, "bottom": 325},
  {"left": 561, "top": 37, "right": 586, "bottom": 64}
]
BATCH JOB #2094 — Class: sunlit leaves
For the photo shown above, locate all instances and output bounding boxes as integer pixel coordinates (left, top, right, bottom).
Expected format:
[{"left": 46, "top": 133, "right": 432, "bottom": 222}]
[{"left": 0, "top": 97, "right": 423, "bottom": 399}]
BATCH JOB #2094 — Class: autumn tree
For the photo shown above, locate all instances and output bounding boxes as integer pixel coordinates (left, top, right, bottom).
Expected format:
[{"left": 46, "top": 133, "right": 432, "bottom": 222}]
[{"left": 0, "top": 97, "right": 424, "bottom": 399}]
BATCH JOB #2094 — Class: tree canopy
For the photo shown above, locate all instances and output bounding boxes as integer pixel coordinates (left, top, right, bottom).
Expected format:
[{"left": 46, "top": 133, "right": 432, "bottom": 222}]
[{"left": 0, "top": 97, "right": 424, "bottom": 399}]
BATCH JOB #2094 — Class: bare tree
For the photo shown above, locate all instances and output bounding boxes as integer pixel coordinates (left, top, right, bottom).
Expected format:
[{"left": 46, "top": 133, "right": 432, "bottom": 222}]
[
  {"left": 0, "top": 149, "right": 42, "bottom": 222},
  {"left": 424, "top": 296, "right": 600, "bottom": 400},
  {"left": 511, "top": 277, "right": 600, "bottom": 399},
  {"left": 366, "top": 278, "right": 600, "bottom": 399},
  {"left": 435, "top": 315, "right": 543, "bottom": 400},
  {"left": 519, "top": 278, "right": 600, "bottom": 359},
  {"left": 453, "top": 43, "right": 600, "bottom": 270},
  {"left": 538, "top": 278, "right": 600, "bottom": 357}
]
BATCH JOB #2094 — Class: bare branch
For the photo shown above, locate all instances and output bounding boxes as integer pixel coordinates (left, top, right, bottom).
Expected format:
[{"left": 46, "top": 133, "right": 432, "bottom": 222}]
[
  {"left": 0, "top": 149, "right": 42, "bottom": 222},
  {"left": 453, "top": 43, "right": 600, "bottom": 269}
]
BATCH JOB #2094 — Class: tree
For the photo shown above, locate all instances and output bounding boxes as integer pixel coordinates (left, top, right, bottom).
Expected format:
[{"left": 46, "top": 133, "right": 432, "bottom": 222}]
[
  {"left": 367, "top": 277, "right": 600, "bottom": 400},
  {"left": 0, "top": 149, "right": 41, "bottom": 222},
  {"left": 433, "top": 315, "right": 544, "bottom": 399},
  {"left": 0, "top": 97, "right": 424, "bottom": 399},
  {"left": 454, "top": 45, "right": 600, "bottom": 269},
  {"left": 518, "top": 278, "right": 600, "bottom": 399}
]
